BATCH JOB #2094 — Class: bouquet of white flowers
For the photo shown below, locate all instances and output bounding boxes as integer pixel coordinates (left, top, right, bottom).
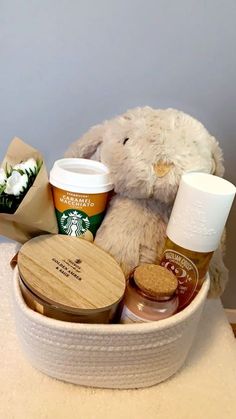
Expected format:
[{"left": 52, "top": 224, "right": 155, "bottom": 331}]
[
  {"left": 0, "top": 137, "right": 58, "bottom": 243},
  {"left": 0, "top": 158, "right": 42, "bottom": 214}
]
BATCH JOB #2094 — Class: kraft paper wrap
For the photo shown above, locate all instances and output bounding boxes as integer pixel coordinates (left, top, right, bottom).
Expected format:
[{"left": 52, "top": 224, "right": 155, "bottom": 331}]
[{"left": 0, "top": 137, "right": 58, "bottom": 243}]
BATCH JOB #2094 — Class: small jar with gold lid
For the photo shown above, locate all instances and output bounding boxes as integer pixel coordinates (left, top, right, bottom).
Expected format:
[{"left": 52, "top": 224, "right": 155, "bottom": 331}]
[{"left": 120, "top": 264, "right": 179, "bottom": 324}]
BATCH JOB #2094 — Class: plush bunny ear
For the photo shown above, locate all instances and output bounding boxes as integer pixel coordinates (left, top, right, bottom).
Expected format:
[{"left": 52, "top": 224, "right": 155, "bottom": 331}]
[
  {"left": 209, "top": 136, "right": 225, "bottom": 177},
  {"left": 65, "top": 123, "right": 107, "bottom": 160}
]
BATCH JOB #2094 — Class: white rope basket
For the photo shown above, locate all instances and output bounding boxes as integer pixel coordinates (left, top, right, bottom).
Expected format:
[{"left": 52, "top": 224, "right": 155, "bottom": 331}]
[{"left": 12, "top": 267, "right": 210, "bottom": 389}]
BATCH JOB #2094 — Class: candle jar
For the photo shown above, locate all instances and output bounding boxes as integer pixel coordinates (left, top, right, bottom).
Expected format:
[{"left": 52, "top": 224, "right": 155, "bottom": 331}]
[
  {"left": 120, "top": 264, "right": 178, "bottom": 324},
  {"left": 17, "top": 234, "right": 126, "bottom": 324}
]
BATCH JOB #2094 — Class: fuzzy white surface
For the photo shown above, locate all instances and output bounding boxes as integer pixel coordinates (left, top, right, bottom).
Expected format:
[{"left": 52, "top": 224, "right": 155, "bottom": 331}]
[{"left": 0, "top": 243, "right": 235, "bottom": 419}]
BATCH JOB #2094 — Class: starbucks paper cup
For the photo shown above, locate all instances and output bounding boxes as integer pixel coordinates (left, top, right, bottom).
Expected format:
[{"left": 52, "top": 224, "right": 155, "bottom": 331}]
[{"left": 50, "top": 159, "right": 113, "bottom": 240}]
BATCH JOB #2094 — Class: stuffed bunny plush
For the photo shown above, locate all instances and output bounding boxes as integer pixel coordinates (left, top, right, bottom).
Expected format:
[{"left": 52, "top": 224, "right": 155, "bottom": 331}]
[{"left": 65, "top": 107, "right": 228, "bottom": 297}]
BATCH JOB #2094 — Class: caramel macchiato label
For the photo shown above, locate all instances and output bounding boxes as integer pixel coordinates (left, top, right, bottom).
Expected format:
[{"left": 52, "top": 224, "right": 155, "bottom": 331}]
[{"left": 52, "top": 187, "right": 110, "bottom": 237}]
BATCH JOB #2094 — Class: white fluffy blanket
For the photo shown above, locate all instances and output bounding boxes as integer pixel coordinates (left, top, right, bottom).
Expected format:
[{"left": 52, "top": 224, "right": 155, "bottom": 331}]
[{"left": 0, "top": 243, "right": 235, "bottom": 419}]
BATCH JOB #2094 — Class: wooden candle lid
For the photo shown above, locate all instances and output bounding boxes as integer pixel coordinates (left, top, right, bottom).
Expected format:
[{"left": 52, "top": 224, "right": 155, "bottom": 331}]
[{"left": 18, "top": 234, "right": 126, "bottom": 314}]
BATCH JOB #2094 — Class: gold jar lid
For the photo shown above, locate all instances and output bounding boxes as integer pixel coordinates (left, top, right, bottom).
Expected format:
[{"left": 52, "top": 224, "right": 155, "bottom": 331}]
[
  {"left": 18, "top": 234, "right": 126, "bottom": 317},
  {"left": 133, "top": 264, "right": 178, "bottom": 298}
]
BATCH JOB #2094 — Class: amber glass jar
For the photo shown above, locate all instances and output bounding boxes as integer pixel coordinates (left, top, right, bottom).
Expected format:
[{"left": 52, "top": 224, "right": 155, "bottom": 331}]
[{"left": 120, "top": 264, "right": 178, "bottom": 324}]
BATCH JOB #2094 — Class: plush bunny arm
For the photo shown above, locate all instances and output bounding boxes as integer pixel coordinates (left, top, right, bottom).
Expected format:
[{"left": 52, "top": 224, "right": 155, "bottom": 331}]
[
  {"left": 95, "top": 196, "right": 141, "bottom": 277},
  {"left": 95, "top": 195, "right": 167, "bottom": 277}
]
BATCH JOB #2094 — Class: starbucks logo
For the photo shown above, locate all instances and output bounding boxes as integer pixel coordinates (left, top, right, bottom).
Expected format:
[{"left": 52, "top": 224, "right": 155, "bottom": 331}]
[{"left": 60, "top": 210, "right": 90, "bottom": 237}]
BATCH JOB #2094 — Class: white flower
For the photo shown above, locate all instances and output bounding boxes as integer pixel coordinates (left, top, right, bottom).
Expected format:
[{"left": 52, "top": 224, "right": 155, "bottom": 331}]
[
  {"left": 13, "top": 162, "right": 24, "bottom": 171},
  {"left": 0, "top": 168, "right": 7, "bottom": 186},
  {"left": 13, "top": 158, "right": 37, "bottom": 174},
  {"left": 23, "top": 158, "right": 38, "bottom": 173},
  {"left": 5, "top": 171, "right": 28, "bottom": 196}
]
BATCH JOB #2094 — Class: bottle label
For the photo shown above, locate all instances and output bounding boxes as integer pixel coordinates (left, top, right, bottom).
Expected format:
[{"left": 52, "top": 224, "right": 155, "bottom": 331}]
[
  {"left": 120, "top": 305, "right": 150, "bottom": 324},
  {"left": 160, "top": 249, "right": 199, "bottom": 310}
]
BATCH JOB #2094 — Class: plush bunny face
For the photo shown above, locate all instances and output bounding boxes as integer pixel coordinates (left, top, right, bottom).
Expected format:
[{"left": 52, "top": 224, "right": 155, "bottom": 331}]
[
  {"left": 66, "top": 107, "right": 224, "bottom": 204},
  {"left": 98, "top": 108, "right": 224, "bottom": 203}
]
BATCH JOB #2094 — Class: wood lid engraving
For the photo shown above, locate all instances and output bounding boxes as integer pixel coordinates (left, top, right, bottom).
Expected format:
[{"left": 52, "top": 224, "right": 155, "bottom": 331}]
[{"left": 18, "top": 234, "right": 126, "bottom": 314}]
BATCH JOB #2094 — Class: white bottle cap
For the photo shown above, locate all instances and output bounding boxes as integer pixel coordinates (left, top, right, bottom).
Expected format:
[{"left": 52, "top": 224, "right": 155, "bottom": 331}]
[{"left": 167, "top": 173, "right": 236, "bottom": 252}]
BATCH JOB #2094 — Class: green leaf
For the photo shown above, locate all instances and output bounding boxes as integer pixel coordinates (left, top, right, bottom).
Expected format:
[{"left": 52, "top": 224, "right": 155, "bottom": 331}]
[
  {"left": 5, "top": 163, "right": 13, "bottom": 178},
  {"left": 36, "top": 159, "right": 43, "bottom": 174},
  {"left": 0, "top": 183, "right": 6, "bottom": 194}
]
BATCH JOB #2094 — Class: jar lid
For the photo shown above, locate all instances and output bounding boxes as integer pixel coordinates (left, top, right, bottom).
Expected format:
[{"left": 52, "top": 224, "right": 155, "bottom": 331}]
[
  {"left": 133, "top": 264, "right": 178, "bottom": 298},
  {"left": 50, "top": 158, "right": 114, "bottom": 194},
  {"left": 18, "top": 234, "right": 126, "bottom": 314}
]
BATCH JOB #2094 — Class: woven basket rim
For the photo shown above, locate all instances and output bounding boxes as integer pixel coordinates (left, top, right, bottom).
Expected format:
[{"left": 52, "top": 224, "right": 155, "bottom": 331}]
[{"left": 13, "top": 266, "right": 210, "bottom": 334}]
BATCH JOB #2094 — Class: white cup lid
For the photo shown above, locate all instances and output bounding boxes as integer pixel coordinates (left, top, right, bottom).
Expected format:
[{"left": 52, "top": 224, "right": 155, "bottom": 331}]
[
  {"left": 50, "top": 158, "right": 113, "bottom": 194},
  {"left": 167, "top": 173, "right": 236, "bottom": 252}
]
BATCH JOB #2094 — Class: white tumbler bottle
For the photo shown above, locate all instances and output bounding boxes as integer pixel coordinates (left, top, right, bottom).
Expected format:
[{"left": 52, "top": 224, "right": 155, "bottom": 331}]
[{"left": 160, "top": 173, "right": 235, "bottom": 310}]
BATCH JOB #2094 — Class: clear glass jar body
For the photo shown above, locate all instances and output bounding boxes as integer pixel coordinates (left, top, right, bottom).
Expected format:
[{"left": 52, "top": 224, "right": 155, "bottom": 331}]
[{"left": 120, "top": 276, "right": 179, "bottom": 324}]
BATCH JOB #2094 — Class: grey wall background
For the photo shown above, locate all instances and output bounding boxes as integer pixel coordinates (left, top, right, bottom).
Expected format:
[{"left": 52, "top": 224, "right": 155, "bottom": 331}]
[{"left": 0, "top": 0, "right": 235, "bottom": 307}]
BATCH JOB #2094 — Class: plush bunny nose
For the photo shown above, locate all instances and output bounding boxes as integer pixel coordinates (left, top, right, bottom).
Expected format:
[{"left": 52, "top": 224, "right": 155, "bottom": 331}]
[{"left": 153, "top": 162, "right": 173, "bottom": 177}]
